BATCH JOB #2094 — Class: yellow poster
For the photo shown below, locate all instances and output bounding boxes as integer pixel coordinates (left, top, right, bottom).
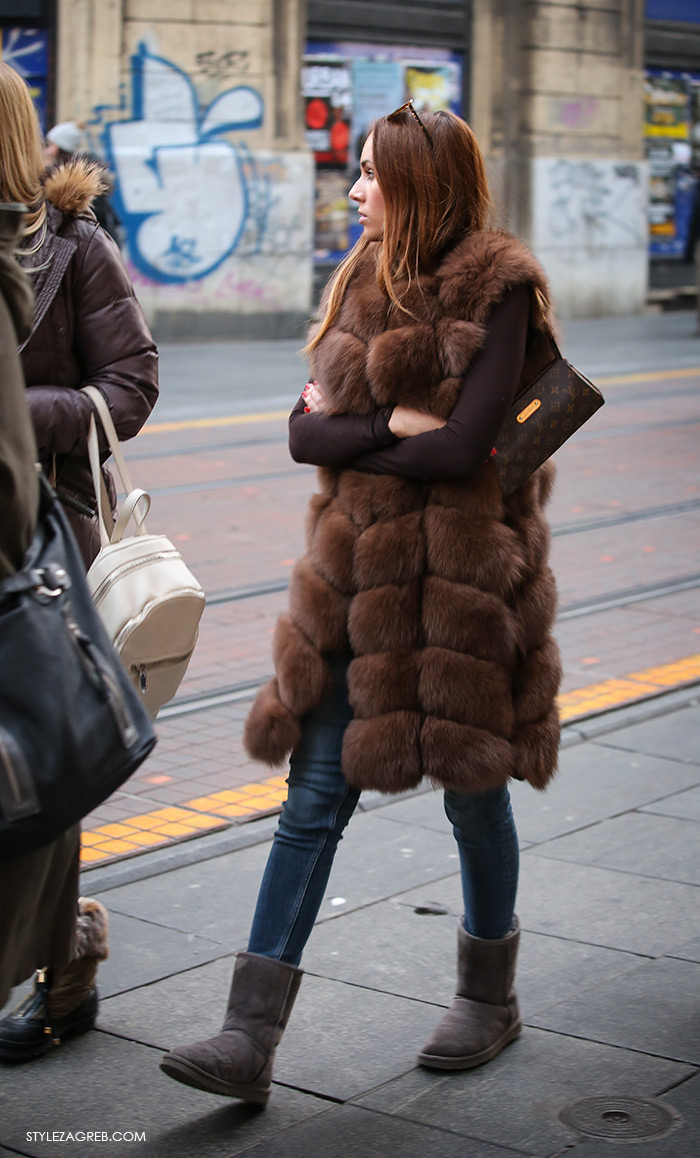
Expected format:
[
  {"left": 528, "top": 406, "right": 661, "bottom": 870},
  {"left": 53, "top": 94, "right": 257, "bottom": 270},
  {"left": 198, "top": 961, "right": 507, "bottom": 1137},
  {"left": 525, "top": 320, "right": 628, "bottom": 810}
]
[{"left": 644, "top": 77, "right": 689, "bottom": 140}]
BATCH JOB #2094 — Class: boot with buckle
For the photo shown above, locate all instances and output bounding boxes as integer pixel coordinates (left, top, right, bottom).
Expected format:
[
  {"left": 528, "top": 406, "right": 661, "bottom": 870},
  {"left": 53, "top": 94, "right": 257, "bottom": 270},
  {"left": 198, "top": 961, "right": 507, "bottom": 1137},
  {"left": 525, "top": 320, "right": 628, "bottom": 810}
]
[{"left": 0, "top": 897, "right": 108, "bottom": 1064}]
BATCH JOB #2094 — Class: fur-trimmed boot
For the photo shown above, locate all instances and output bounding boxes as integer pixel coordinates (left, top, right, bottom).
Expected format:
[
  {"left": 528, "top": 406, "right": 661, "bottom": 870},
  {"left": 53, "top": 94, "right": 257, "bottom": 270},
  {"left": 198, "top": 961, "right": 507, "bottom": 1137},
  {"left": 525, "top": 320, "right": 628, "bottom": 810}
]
[
  {"left": 0, "top": 898, "right": 108, "bottom": 1063},
  {"left": 160, "top": 952, "right": 303, "bottom": 1104},
  {"left": 418, "top": 917, "right": 522, "bottom": 1070}
]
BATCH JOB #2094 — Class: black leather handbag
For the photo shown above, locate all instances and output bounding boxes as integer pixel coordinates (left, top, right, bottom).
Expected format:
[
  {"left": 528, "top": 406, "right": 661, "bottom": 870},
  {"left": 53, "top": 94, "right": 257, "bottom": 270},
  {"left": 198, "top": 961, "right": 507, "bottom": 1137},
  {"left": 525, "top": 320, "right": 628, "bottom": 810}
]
[
  {"left": 492, "top": 338, "right": 604, "bottom": 498},
  {"left": 0, "top": 478, "right": 157, "bottom": 859}
]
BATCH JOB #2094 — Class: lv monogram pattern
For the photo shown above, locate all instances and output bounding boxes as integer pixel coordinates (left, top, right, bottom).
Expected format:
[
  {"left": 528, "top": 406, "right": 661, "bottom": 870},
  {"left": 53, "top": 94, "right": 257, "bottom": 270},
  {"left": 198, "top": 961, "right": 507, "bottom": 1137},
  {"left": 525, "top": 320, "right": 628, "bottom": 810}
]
[{"left": 493, "top": 358, "right": 604, "bottom": 497}]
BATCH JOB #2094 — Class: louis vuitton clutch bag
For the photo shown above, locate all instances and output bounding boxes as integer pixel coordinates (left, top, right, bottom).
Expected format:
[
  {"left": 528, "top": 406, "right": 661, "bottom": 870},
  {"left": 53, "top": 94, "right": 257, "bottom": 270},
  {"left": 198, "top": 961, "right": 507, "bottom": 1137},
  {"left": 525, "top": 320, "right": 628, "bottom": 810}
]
[{"left": 492, "top": 341, "right": 604, "bottom": 498}]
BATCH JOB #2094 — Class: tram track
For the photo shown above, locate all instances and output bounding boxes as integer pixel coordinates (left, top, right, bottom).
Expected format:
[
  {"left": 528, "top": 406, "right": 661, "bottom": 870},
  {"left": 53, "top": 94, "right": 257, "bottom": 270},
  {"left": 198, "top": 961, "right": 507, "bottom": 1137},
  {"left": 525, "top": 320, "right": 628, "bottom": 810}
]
[
  {"left": 196, "top": 497, "right": 700, "bottom": 613},
  {"left": 160, "top": 570, "right": 700, "bottom": 720},
  {"left": 551, "top": 496, "right": 700, "bottom": 537},
  {"left": 572, "top": 415, "right": 700, "bottom": 441},
  {"left": 127, "top": 413, "right": 700, "bottom": 473},
  {"left": 123, "top": 421, "right": 700, "bottom": 499},
  {"left": 130, "top": 373, "right": 700, "bottom": 723},
  {"left": 124, "top": 382, "right": 700, "bottom": 466},
  {"left": 127, "top": 432, "right": 287, "bottom": 461}
]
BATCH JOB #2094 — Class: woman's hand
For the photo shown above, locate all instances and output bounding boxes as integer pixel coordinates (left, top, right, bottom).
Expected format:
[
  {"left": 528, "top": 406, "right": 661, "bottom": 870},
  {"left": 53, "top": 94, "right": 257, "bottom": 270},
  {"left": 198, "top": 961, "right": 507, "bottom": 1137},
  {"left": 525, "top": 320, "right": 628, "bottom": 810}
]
[
  {"left": 388, "top": 405, "right": 447, "bottom": 439},
  {"left": 303, "top": 380, "right": 330, "bottom": 414}
]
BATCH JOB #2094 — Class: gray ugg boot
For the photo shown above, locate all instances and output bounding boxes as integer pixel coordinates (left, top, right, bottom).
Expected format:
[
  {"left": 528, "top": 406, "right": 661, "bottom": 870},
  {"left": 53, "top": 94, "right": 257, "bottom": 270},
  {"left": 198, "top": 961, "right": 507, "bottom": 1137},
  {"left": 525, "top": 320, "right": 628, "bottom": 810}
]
[
  {"left": 160, "top": 952, "right": 303, "bottom": 1104},
  {"left": 418, "top": 917, "right": 521, "bottom": 1070},
  {"left": 0, "top": 898, "right": 108, "bottom": 1063}
]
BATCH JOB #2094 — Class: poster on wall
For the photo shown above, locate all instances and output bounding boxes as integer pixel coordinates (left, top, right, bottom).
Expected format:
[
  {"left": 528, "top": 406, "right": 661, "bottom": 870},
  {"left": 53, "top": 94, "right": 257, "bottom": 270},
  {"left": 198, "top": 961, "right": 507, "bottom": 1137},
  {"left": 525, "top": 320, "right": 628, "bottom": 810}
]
[
  {"left": 404, "top": 63, "right": 460, "bottom": 113},
  {"left": 301, "top": 58, "right": 352, "bottom": 168},
  {"left": 691, "top": 85, "right": 700, "bottom": 168},
  {"left": 351, "top": 59, "right": 404, "bottom": 168},
  {"left": 645, "top": 75, "right": 689, "bottom": 140},
  {"left": 644, "top": 71, "right": 700, "bottom": 258},
  {"left": 305, "top": 41, "right": 463, "bottom": 262},
  {"left": 314, "top": 170, "right": 352, "bottom": 258},
  {"left": 0, "top": 27, "right": 49, "bottom": 128}
]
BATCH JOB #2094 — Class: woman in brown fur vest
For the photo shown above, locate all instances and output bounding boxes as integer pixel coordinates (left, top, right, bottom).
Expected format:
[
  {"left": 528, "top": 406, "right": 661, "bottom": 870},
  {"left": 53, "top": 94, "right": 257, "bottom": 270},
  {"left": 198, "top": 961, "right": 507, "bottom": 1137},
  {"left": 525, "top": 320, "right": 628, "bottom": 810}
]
[
  {"left": 0, "top": 63, "right": 157, "bottom": 1063},
  {"left": 162, "top": 105, "right": 561, "bottom": 1104}
]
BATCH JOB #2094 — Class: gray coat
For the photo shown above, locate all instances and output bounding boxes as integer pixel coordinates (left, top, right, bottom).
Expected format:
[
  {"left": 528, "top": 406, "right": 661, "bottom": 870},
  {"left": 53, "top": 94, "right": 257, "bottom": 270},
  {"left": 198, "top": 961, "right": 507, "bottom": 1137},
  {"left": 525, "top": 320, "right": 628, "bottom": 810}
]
[{"left": 0, "top": 204, "right": 79, "bottom": 1007}]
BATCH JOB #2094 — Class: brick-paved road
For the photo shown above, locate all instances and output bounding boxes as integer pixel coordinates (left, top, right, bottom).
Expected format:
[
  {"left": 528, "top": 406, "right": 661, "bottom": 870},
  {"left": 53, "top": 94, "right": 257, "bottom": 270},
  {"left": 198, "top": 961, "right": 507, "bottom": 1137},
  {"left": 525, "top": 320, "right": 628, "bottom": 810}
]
[{"left": 82, "top": 312, "right": 700, "bottom": 850}]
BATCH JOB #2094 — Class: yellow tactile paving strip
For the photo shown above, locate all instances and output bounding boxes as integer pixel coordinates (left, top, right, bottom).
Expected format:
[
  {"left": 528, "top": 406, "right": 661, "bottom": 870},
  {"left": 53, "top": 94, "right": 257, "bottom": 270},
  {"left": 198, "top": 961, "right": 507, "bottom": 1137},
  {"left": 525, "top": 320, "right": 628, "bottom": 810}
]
[
  {"left": 557, "top": 653, "right": 700, "bottom": 721},
  {"left": 79, "top": 807, "right": 230, "bottom": 865},
  {"left": 80, "top": 778, "right": 289, "bottom": 867},
  {"left": 80, "top": 658, "right": 700, "bottom": 867}
]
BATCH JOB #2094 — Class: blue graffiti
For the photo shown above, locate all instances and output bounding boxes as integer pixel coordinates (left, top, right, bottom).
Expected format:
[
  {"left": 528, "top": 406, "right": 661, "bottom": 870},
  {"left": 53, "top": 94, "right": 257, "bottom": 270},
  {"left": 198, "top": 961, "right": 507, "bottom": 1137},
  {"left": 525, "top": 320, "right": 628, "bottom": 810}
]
[
  {"left": 99, "top": 43, "right": 265, "bottom": 283},
  {"left": 161, "top": 236, "right": 201, "bottom": 268}
]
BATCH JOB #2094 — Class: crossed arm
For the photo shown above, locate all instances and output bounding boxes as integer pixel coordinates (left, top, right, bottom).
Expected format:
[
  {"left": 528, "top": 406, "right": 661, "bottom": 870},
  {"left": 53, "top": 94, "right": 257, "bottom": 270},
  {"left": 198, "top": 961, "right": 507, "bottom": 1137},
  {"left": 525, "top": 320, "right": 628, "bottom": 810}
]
[{"left": 288, "top": 285, "right": 529, "bottom": 482}]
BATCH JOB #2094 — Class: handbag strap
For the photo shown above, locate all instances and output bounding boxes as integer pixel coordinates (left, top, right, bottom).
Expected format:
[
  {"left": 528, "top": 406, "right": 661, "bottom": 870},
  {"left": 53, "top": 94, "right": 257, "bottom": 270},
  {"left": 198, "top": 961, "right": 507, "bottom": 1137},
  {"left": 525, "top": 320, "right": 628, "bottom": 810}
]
[
  {"left": 545, "top": 332, "right": 564, "bottom": 363},
  {"left": 82, "top": 385, "right": 150, "bottom": 547}
]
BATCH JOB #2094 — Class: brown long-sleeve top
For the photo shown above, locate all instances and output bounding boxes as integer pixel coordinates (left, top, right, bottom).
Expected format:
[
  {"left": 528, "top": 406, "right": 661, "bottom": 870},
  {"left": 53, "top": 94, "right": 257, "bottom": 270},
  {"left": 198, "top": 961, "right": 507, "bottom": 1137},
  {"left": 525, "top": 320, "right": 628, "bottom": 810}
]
[{"left": 289, "top": 284, "right": 529, "bottom": 480}]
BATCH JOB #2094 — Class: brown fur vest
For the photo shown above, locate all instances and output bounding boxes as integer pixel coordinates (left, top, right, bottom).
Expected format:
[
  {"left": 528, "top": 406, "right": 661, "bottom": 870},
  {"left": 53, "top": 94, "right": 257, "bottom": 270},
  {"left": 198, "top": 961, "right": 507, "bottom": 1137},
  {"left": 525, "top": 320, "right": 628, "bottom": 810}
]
[{"left": 244, "top": 229, "right": 562, "bottom": 794}]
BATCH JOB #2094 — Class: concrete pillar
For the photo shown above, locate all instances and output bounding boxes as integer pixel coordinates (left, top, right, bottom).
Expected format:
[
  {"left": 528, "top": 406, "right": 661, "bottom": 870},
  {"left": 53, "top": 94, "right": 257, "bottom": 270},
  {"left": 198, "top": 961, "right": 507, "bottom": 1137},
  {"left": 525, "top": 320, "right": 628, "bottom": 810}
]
[
  {"left": 472, "top": 0, "right": 648, "bottom": 317},
  {"left": 56, "top": 0, "right": 123, "bottom": 121},
  {"left": 271, "top": 0, "right": 306, "bottom": 148}
]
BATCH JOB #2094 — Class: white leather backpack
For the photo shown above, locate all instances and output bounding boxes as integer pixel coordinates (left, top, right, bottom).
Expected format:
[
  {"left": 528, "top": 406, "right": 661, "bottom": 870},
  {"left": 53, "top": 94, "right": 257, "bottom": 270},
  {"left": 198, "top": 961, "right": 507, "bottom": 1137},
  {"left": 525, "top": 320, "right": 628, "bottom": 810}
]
[{"left": 82, "top": 386, "right": 205, "bottom": 719}]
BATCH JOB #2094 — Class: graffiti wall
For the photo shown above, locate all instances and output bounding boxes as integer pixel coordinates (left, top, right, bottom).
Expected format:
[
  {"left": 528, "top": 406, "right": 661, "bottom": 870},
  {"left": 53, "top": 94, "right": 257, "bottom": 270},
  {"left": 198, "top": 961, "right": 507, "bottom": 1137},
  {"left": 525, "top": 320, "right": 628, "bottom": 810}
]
[
  {"left": 532, "top": 157, "right": 649, "bottom": 316},
  {"left": 91, "top": 43, "right": 313, "bottom": 335}
]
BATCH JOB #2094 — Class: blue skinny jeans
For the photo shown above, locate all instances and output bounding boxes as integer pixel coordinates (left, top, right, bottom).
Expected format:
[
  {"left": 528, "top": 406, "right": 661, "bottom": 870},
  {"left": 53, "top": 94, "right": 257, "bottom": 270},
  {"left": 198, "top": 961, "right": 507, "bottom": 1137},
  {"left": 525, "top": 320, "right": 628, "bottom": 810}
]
[{"left": 247, "top": 654, "right": 519, "bottom": 966}]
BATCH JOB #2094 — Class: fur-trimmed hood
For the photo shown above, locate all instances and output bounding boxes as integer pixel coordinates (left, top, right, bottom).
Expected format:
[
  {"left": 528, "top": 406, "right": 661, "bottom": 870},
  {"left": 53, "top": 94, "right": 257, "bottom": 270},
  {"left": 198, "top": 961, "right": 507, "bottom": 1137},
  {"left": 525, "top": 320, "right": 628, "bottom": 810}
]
[
  {"left": 244, "top": 229, "right": 562, "bottom": 796},
  {"left": 42, "top": 156, "right": 109, "bottom": 217}
]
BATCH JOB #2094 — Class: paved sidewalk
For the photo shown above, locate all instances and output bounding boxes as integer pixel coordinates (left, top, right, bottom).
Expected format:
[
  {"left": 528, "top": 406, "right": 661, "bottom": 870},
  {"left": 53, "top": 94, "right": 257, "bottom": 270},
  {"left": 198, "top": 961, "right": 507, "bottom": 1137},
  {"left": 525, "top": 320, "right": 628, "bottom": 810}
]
[
  {"left": 2, "top": 310, "right": 698, "bottom": 1156},
  {"left": 1, "top": 688, "right": 699, "bottom": 1156}
]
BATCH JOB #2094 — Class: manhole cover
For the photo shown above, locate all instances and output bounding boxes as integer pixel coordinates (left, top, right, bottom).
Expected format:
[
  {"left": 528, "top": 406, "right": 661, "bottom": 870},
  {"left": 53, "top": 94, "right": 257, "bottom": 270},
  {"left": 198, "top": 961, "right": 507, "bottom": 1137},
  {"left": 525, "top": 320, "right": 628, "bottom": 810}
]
[{"left": 560, "top": 1096, "right": 680, "bottom": 1143}]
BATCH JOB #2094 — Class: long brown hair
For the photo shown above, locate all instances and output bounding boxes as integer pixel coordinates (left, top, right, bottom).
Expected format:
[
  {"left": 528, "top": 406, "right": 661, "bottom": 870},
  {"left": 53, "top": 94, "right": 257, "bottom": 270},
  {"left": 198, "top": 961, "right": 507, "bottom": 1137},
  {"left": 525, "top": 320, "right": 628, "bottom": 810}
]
[
  {"left": 0, "top": 62, "right": 47, "bottom": 241},
  {"left": 306, "top": 109, "right": 491, "bottom": 353}
]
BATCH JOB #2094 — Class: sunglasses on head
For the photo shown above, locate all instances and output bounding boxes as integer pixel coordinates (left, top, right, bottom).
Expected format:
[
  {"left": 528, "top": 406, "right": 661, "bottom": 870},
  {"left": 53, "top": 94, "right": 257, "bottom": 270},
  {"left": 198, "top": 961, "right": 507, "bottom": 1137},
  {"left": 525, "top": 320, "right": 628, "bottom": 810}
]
[{"left": 386, "top": 100, "right": 433, "bottom": 148}]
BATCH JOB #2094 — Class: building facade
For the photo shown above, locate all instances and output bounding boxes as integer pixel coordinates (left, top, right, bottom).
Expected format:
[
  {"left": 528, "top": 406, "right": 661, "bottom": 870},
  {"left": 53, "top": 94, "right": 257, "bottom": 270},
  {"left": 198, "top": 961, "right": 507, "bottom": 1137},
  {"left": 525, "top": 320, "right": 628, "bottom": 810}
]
[
  {"left": 470, "top": 0, "right": 648, "bottom": 317},
  {"left": 1, "top": 0, "right": 655, "bottom": 330},
  {"left": 2, "top": 0, "right": 313, "bottom": 338}
]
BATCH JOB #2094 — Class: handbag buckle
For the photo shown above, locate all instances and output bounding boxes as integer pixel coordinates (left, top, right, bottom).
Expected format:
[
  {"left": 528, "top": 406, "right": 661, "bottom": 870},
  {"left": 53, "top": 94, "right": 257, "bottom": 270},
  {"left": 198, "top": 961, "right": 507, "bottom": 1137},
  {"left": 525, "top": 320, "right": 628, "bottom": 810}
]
[{"left": 33, "top": 565, "right": 71, "bottom": 602}]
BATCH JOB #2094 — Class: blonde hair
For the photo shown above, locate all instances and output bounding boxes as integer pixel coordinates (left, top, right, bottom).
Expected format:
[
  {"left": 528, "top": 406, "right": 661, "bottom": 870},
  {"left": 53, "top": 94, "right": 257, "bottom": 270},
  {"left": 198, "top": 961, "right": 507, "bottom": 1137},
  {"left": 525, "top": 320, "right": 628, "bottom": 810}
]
[
  {"left": 0, "top": 62, "right": 47, "bottom": 241},
  {"left": 306, "top": 109, "right": 492, "bottom": 354}
]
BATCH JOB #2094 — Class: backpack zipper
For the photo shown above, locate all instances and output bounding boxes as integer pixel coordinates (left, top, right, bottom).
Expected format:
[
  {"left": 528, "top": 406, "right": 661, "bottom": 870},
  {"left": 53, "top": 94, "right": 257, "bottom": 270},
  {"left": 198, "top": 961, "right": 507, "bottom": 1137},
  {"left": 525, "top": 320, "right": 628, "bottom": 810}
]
[
  {"left": 91, "top": 550, "right": 183, "bottom": 606},
  {"left": 113, "top": 588, "right": 203, "bottom": 653},
  {"left": 131, "top": 651, "right": 195, "bottom": 694}
]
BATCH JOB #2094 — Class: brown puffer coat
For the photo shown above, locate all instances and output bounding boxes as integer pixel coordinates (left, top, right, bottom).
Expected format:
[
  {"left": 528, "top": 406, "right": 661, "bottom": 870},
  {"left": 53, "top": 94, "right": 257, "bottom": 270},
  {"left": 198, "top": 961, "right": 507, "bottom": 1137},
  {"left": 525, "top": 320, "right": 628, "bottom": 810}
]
[
  {"left": 18, "top": 158, "right": 158, "bottom": 566},
  {"left": 245, "top": 229, "right": 562, "bottom": 795}
]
